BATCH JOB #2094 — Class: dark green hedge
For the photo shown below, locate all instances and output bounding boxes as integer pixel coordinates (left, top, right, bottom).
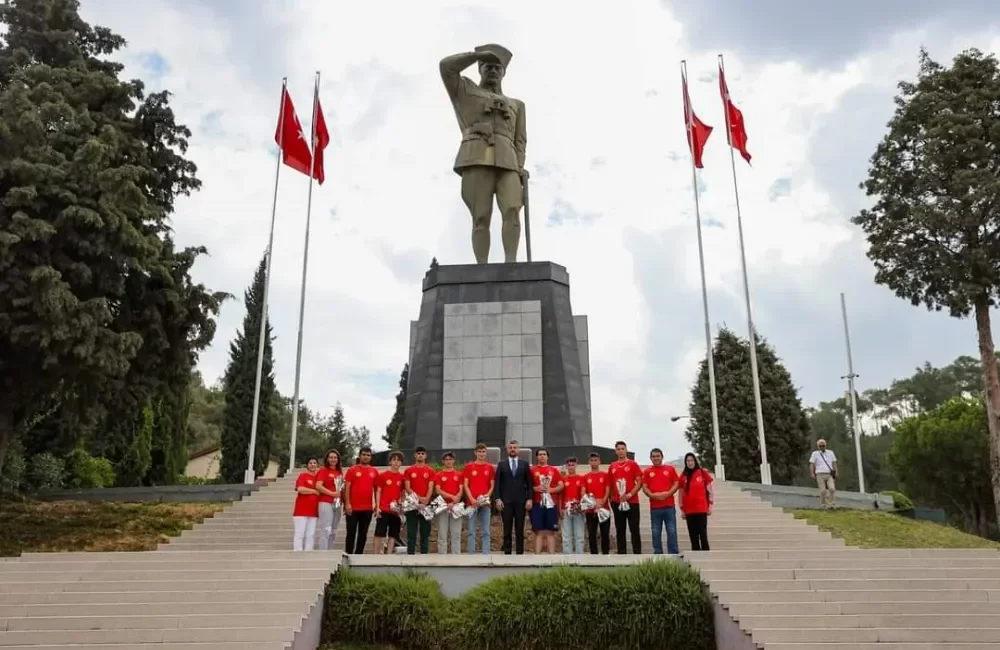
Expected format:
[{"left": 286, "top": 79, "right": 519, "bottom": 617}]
[{"left": 323, "top": 561, "right": 715, "bottom": 650}]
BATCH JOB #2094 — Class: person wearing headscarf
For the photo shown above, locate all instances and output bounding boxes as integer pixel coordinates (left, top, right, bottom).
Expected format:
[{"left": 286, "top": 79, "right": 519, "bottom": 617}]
[{"left": 677, "top": 453, "right": 713, "bottom": 551}]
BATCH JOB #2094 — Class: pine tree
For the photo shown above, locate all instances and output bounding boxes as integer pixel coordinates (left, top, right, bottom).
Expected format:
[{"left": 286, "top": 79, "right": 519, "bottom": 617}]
[
  {"left": 685, "top": 327, "right": 810, "bottom": 484},
  {"left": 0, "top": 0, "right": 223, "bottom": 477},
  {"left": 220, "top": 256, "right": 275, "bottom": 482},
  {"left": 384, "top": 364, "right": 408, "bottom": 449}
]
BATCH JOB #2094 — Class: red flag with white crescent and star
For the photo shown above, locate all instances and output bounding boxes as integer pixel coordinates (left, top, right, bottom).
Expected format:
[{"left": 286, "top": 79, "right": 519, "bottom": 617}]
[
  {"left": 682, "top": 69, "right": 713, "bottom": 169},
  {"left": 274, "top": 87, "right": 313, "bottom": 177}
]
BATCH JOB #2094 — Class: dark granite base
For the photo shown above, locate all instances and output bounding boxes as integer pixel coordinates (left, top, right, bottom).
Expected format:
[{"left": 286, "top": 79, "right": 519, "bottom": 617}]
[
  {"left": 403, "top": 261, "right": 592, "bottom": 451},
  {"left": 372, "top": 445, "right": 627, "bottom": 466}
]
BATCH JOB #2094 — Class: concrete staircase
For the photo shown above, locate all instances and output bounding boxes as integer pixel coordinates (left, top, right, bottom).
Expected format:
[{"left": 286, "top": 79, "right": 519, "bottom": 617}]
[
  {"left": 0, "top": 472, "right": 341, "bottom": 649},
  {"left": 689, "top": 482, "right": 1000, "bottom": 649}
]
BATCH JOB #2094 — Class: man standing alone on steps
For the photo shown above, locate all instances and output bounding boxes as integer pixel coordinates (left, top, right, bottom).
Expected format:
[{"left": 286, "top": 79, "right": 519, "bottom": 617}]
[
  {"left": 495, "top": 439, "right": 532, "bottom": 554},
  {"left": 809, "top": 439, "right": 838, "bottom": 509},
  {"left": 404, "top": 447, "right": 435, "bottom": 554}
]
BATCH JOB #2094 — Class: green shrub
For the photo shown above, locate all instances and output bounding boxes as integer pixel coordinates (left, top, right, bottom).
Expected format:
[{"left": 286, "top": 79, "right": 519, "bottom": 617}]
[
  {"left": 323, "top": 569, "right": 448, "bottom": 649},
  {"left": 26, "top": 453, "right": 65, "bottom": 492},
  {"left": 882, "top": 490, "right": 914, "bottom": 510},
  {"left": 0, "top": 438, "right": 27, "bottom": 493},
  {"left": 64, "top": 449, "right": 116, "bottom": 489},
  {"left": 323, "top": 561, "right": 715, "bottom": 650}
]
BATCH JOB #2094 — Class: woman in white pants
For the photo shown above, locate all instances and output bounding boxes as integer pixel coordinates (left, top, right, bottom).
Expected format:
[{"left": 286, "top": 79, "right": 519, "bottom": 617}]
[
  {"left": 316, "top": 449, "right": 343, "bottom": 550},
  {"left": 292, "top": 458, "right": 320, "bottom": 551}
]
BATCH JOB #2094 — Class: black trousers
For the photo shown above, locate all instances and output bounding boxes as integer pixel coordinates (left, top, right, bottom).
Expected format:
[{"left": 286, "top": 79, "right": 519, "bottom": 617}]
[
  {"left": 685, "top": 513, "right": 710, "bottom": 551},
  {"left": 345, "top": 510, "right": 373, "bottom": 554},
  {"left": 585, "top": 513, "right": 611, "bottom": 554},
  {"left": 501, "top": 501, "right": 526, "bottom": 554},
  {"left": 612, "top": 503, "right": 642, "bottom": 554}
]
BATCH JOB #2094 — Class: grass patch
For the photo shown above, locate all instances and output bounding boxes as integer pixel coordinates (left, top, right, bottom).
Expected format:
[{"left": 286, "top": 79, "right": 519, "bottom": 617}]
[
  {"left": 791, "top": 509, "right": 1000, "bottom": 549},
  {"left": 323, "top": 561, "right": 715, "bottom": 650},
  {"left": 0, "top": 498, "right": 225, "bottom": 556}
]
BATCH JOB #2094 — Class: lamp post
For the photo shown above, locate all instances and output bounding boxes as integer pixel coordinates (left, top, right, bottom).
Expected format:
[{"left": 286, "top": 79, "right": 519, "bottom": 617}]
[{"left": 670, "top": 415, "right": 690, "bottom": 423}]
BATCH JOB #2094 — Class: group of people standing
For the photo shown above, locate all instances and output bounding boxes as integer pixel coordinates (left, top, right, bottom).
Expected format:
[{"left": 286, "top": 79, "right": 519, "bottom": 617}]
[{"left": 291, "top": 440, "right": 715, "bottom": 555}]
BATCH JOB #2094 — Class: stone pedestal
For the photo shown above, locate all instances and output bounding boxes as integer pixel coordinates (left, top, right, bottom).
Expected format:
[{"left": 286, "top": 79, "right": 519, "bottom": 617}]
[{"left": 402, "top": 262, "right": 593, "bottom": 455}]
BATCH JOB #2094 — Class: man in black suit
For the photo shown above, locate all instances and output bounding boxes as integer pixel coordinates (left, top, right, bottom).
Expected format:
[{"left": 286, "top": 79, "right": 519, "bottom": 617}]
[{"left": 495, "top": 439, "right": 532, "bottom": 554}]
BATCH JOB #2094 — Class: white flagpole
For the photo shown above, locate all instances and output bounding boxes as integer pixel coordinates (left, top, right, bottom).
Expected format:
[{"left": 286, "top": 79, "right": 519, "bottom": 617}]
[
  {"left": 840, "top": 292, "right": 865, "bottom": 493},
  {"left": 682, "top": 61, "right": 724, "bottom": 480},
  {"left": 719, "top": 53, "right": 770, "bottom": 485},
  {"left": 288, "top": 71, "right": 321, "bottom": 469},
  {"left": 245, "top": 77, "right": 287, "bottom": 485}
]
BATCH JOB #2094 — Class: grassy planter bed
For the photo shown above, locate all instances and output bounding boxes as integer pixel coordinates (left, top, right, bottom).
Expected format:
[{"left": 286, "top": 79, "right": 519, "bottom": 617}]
[{"left": 322, "top": 561, "right": 715, "bottom": 650}]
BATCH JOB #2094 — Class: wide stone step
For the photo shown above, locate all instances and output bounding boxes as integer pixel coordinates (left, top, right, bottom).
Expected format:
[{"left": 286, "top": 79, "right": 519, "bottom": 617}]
[
  {"left": 0, "top": 559, "right": 338, "bottom": 573},
  {"left": 717, "top": 589, "right": 1000, "bottom": 604},
  {"left": 0, "top": 589, "right": 321, "bottom": 605},
  {"left": 728, "top": 601, "right": 1000, "bottom": 617},
  {"left": 687, "top": 549, "right": 1000, "bottom": 561},
  {"left": 689, "top": 558, "right": 1000, "bottom": 570},
  {"left": 0, "top": 568, "right": 326, "bottom": 582},
  {"left": 3, "top": 641, "right": 287, "bottom": 650},
  {"left": 702, "top": 567, "right": 1000, "bottom": 581},
  {"left": 0, "top": 578, "right": 323, "bottom": 594},
  {"left": 764, "top": 644, "right": 1000, "bottom": 650},
  {"left": 739, "top": 613, "right": 1000, "bottom": 630},
  {"left": 1, "top": 613, "right": 305, "bottom": 631},
  {"left": 0, "top": 626, "right": 296, "bottom": 646},
  {"left": 752, "top": 626, "right": 1000, "bottom": 644},
  {"left": 0, "top": 601, "right": 313, "bottom": 617},
  {"left": 710, "top": 578, "right": 1000, "bottom": 592}
]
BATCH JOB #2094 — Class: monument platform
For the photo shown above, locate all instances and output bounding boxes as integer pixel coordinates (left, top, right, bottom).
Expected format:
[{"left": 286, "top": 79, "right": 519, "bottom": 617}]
[{"left": 397, "top": 261, "right": 611, "bottom": 459}]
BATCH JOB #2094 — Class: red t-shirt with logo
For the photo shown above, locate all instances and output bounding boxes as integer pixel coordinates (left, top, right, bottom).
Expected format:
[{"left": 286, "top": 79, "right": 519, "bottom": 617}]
[
  {"left": 530, "top": 465, "right": 563, "bottom": 504},
  {"left": 293, "top": 471, "right": 320, "bottom": 517},
  {"left": 561, "top": 473, "right": 585, "bottom": 505},
  {"left": 436, "top": 469, "right": 463, "bottom": 501},
  {"left": 316, "top": 467, "right": 341, "bottom": 504},
  {"left": 644, "top": 464, "right": 680, "bottom": 509},
  {"left": 679, "top": 469, "right": 714, "bottom": 515},
  {"left": 584, "top": 470, "right": 610, "bottom": 505},
  {"left": 404, "top": 464, "right": 435, "bottom": 500},
  {"left": 345, "top": 464, "right": 379, "bottom": 512},
  {"left": 608, "top": 459, "right": 643, "bottom": 504},
  {"left": 463, "top": 461, "right": 496, "bottom": 504},
  {"left": 375, "top": 470, "right": 404, "bottom": 513}
]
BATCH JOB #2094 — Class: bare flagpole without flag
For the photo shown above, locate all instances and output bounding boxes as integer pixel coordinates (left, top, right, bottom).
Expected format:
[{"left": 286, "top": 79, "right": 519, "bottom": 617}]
[
  {"left": 245, "top": 77, "right": 287, "bottom": 485},
  {"left": 840, "top": 292, "right": 865, "bottom": 493},
  {"left": 288, "top": 71, "right": 321, "bottom": 468},
  {"left": 681, "top": 60, "right": 724, "bottom": 479},
  {"left": 719, "top": 53, "right": 770, "bottom": 484}
]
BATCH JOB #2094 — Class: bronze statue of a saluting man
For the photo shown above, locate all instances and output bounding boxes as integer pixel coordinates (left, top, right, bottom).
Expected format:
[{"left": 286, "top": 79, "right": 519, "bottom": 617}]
[{"left": 440, "top": 44, "right": 527, "bottom": 264}]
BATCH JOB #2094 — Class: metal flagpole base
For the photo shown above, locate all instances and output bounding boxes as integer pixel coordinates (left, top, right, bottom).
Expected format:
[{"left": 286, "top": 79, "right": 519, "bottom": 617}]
[
  {"left": 243, "top": 469, "right": 257, "bottom": 485},
  {"left": 714, "top": 464, "right": 726, "bottom": 481},
  {"left": 759, "top": 463, "right": 772, "bottom": 485}
]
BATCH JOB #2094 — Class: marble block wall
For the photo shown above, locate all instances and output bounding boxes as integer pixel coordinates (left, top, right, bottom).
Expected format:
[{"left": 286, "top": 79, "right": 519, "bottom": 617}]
[
  {"left": 440, "top": 300, "right": 543, "bottom": 448},
  {"left": 408, "top": 306, "right": 591, "bottom": 449}
]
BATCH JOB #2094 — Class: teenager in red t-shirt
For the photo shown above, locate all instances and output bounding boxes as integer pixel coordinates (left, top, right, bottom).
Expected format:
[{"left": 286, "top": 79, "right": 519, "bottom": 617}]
[
  {"left": 642, "top": 448, "right": 680, "bottom": 555},
  {"left": 435, "top": 452, "right": 465, "bottom": 554},
  {"left": 373, "top": 452, "right": 404, "bottom": 554},
  {"left": 560, "top": 457, "right": 586, "bottom": 554},
  {"left": 583, "top": 452, "right": 611, "bottom": 554},
  {"left": 292, "top": 458, "right": 321, "bottom": 551},
  {"left": 462, "top": 443, "right": 496, "bottom": 554},
  {"left": 678, "top": 452, "right": 714, "bottom": 551},
  {"left": 342, "top": 447, "right": 379, "bottom": 554},
  {"left": 529, "top": 448, "right": 563, "bottom": 554},
  {"left": 315, "top": 449, "right": 343, "bottom": 551},
  {"left": 608, "top": 441, "right": 644, "bottom": 554},
  {"left": 404, "top": 447, "right": 435, "bottom": 555}
]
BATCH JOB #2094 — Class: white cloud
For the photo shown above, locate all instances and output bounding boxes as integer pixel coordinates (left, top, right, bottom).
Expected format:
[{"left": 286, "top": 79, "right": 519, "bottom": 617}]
[{"left": 78, "top": 0, "right": 995, "bottom": 462}]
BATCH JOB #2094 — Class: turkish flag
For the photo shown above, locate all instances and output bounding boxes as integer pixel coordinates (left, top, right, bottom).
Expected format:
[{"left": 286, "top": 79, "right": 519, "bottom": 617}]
[
  {"left": 682, "top": 71, "right": 712, "bottom": 169},
  {"left": 312, "top": 93, "right": 330, "bottom": 185},
  {"left": 719, "top": 65, "right": 751, "bottom": 164},
  {"left": 275, "top": 87, "right": 313, "bottom": 177}
]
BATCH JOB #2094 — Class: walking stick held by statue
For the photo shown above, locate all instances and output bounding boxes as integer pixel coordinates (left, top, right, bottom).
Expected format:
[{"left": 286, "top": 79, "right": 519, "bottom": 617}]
[{"left": 523, "top": 170, "right": 532, "bottom": 262}]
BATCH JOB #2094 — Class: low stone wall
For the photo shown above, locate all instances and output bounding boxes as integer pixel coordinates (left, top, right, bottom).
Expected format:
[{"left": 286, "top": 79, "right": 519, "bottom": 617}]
[
  {"left": 34, "top": 483, "right": 260, "bottom": 503},
  {"left": 727, "top": 481, "right": 894, "bottom": 510}
]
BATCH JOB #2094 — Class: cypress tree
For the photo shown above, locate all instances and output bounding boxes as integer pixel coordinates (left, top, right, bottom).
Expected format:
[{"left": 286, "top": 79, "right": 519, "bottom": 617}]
[
  {"left": 685, "top": 327, "right": 811, "bottom": 484},
  {"left": 220, "top": 256, "right": 275, "bottom": 482}
]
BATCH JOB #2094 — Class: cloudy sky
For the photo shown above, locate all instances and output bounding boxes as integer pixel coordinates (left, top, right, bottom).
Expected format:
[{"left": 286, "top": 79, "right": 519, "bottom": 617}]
[{"left": 80, "top": 0, "right": 1000, "bottom": 460}]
